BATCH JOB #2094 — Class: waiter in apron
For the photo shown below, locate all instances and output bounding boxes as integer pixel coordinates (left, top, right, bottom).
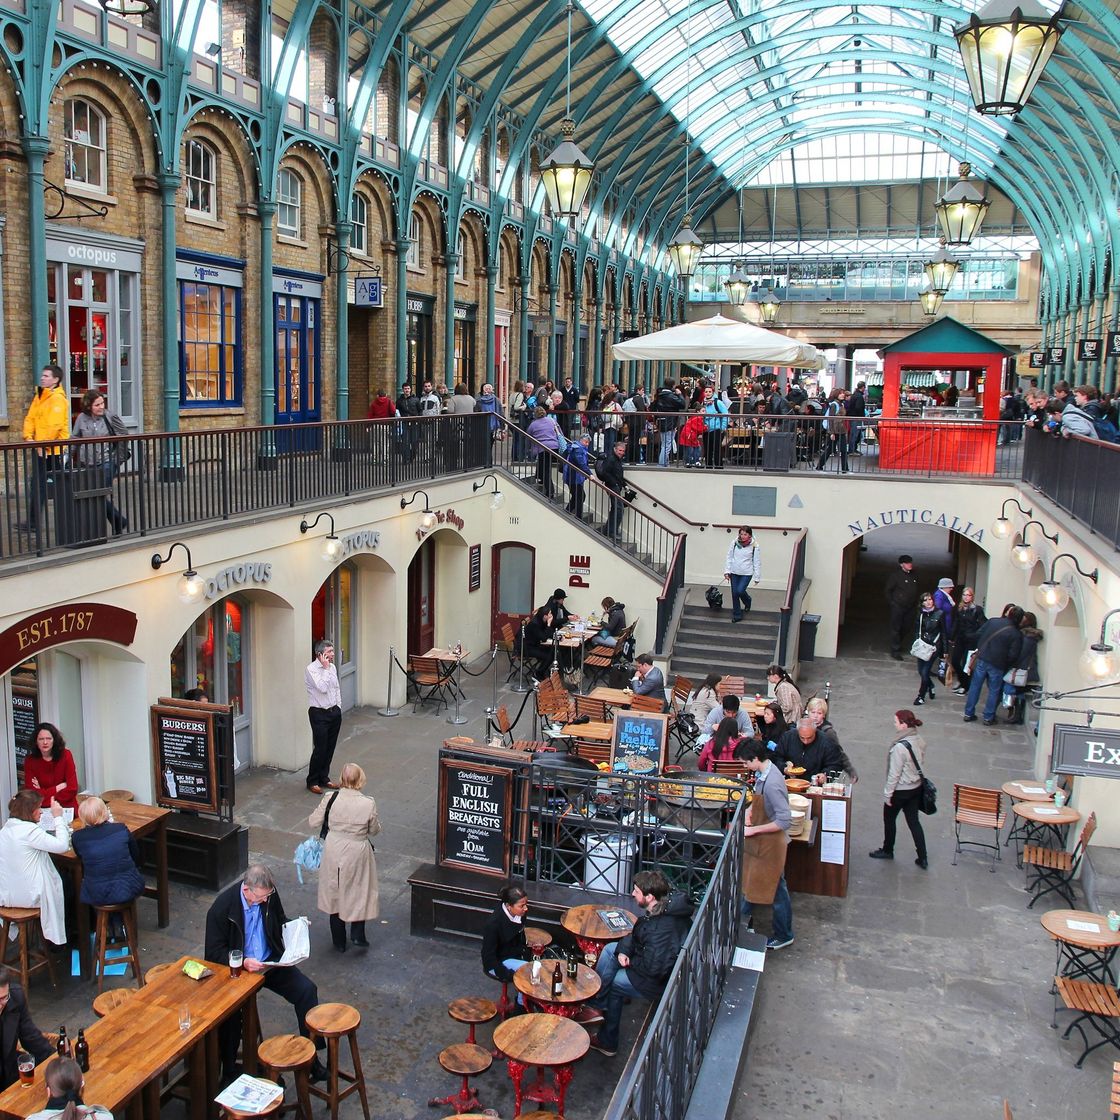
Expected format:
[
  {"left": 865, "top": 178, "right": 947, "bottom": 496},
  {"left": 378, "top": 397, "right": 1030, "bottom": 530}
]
[{"left": 739, "top": 740, "right": 795, "bottom": 952}]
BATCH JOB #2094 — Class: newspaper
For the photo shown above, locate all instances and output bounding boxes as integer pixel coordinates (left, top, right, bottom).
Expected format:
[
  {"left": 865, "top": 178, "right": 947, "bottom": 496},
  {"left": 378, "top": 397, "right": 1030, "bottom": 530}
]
[
  {"left": 258, "top": 917, "right": 311, "bottom": 969},
  {"left": 215, "top": 1074, "right": 283, "bottom": 1113}
]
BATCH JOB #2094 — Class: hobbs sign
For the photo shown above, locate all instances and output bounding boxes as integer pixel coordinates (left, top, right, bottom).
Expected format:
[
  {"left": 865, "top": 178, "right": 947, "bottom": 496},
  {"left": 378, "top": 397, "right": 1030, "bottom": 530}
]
[{"left": 1051, "top": 724, "right": 1120, "bottom": 780}]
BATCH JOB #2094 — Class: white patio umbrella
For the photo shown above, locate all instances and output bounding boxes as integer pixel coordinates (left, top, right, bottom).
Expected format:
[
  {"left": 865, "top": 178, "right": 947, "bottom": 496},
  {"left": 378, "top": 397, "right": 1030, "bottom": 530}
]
[{"left": 612, "top": 313, "right": 823, "bottom": 369}]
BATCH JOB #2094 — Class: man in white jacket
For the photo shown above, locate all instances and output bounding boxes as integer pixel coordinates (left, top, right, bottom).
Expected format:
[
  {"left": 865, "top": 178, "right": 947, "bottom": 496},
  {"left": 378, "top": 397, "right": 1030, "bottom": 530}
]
[{"left": 724, "top": 525, "right": 761, "bottom": 622}]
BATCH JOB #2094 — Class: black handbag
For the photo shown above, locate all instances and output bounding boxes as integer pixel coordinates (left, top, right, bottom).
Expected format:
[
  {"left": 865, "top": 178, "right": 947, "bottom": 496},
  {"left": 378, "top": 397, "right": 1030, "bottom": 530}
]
[{"left": 902, "top": 741, "right": 937, "bottom": 815}]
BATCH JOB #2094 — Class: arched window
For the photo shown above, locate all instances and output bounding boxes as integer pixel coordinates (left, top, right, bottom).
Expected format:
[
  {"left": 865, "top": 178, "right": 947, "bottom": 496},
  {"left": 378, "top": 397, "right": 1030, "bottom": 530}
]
[
  {"left": 351, "top": 192, "right": 368, "bottom": 255},
  {"left": 64, "top": 98, "right": 107, "bottom": 191},
  {"left": 277, "top": 168, "right": 302, "bottom": 237},
  {"left": 185, "top": 138, "right": 217, "bottom": 217},
  {"left": 407, "top": 211, "right": 421, "bottom": 269}
]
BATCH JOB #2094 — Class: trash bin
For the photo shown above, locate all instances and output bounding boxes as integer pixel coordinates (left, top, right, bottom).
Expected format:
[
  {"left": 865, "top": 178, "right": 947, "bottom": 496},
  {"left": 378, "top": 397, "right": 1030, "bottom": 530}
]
[
  {"left": 799, "top": 613, "right": 822, "bottom": 662},
  {"left": 583, "top": 833, "right": 634, "bottom": 894},
  {"left": 54, "top": 466, "right": 110, "bottom": 548},
  {"left": 762, "top": 431, "right": 795, "bottom": 472}
]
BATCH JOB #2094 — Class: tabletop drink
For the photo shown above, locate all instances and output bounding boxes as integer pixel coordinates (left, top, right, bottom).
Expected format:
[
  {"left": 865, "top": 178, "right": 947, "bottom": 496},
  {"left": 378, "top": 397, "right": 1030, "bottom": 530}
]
[
  {"left": 17, "top": 1053, "right": 34, "bottom": 1087},
  {"left": 1054, "top": 790, "right": 1067, "bottom": 807},
  {"left": 551, "top": 962, "right": 563, "bottom": 999},
  {"left": 179, "top": 1004, "right": 191, "bottom": 1032},
  {"left": 229, "top": 949, "right": 243, "bottom": 977},
  {"left": 531, "top": 958, "right": 541, "bottom": 984},
  {"left": 566, "top": 950, "right": 578, "bottom": 979},
  {"left": 75, "top": 1029, "right": 89, "bottom": 1073},
  {"left": 1109, "top": 910, "right": 1120, "bottom": 932},
  {"left": 55, "top": 1027, "right": 69, "bottom": 1058},
  {"left": 1044, "top": 777, "right": 1056, "bottom": 794}
]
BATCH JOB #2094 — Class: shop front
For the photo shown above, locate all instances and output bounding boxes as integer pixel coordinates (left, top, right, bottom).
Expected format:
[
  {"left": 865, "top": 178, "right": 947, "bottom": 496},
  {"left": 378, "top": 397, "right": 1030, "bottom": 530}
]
[
  {"left": 311, "top": 560, "right": 357, "bottom": 711},
  {"left": 453, "top": 303, "right": 477, "bottom": 393},
  {"left": 273, "top": 269, "right": 323, "bottom": 446},
  {"left": 407, "top": 294, "right": 435, "bottom": 387},
  {"left": 493, "top": 308, "right": 511, "bottom": 399}
]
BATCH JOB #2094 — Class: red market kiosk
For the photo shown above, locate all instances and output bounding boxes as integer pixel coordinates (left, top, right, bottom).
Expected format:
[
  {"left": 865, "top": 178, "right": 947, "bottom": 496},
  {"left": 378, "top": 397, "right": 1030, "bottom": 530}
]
[{"left": 878, "top": 317, "right": 1013, "bottom": 475}]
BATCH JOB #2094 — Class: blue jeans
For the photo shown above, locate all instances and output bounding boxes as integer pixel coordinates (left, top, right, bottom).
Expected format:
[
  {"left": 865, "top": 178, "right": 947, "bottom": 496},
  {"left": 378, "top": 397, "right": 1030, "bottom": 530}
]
[
  {"left": 658, "top": 430, "right": 675, "bottom": 466},
  {"left": 742, "top": 875, "right": 793, "bottom": 943},
  {"left": 729, "top": 574, "right": 753, "bottom": 620},
  {"left": 916, "top": 655, "right": 936, "bottom": 700},
  {"left": 589, "top": 942, "right": 643, "bottom": 1050},
  {"left": 964, "top": 657, "right": 1005, "bottom": 722}
]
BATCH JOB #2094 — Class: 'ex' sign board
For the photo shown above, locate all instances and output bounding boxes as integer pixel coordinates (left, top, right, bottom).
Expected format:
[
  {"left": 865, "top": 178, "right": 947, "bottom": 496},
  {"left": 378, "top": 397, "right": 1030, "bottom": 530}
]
[{"left": 1051, "top": 724, "right": 1120, "bottom": 780}]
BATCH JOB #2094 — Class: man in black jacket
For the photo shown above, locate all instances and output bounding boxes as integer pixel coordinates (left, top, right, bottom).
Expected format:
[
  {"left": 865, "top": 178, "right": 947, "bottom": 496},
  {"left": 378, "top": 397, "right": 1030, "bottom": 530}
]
[
  {"left": 846, "top": 381, "right": 867, "bottom": 454},
  {"left": 0, "top": 966, "right": 54, "bottom": 1090},
  {"left": 598, "top": 440, "right": 628, "bottom": 539},
  {"left": 652, "top": 379, "right": 687, "bottom": 466},
  {"left": 772, "top": 719, "right": 858, "bottom": 784},
  {"left": 584, "top": 871, "right": 693, "bottom": 1056},
  {"left": 204, "top": 865, "right": 326, "bottom": 1084},
  {"left": 964, "top": 606, "right": 1024, "bottom": 725},
  {"left": 395, "top": 381, "right": 421, "bottom": 463},
  {"left": 883, "top": 554, "right": 919, "bottom": 659}
]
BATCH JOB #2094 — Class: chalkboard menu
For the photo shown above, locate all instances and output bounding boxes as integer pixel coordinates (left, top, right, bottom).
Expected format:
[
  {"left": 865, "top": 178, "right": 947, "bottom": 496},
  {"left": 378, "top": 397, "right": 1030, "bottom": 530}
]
[
  {"left": 437, "top": 759, "right": 512, "bottom": 876},
  {"left": 468, "top": 544, "right": 482, "bottom": 593},
  {"left": 12, "top": 685, "right": 38, "bottom": 775},
  {"left": 150, "top": 704, "right": 219, "bottom": 813},
  {"left": 610, "top": 711, "right": 669, "bottom": 775}
]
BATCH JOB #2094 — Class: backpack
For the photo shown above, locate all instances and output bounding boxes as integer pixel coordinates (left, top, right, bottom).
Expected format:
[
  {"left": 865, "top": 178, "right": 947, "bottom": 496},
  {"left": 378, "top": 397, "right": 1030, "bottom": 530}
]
[
  {"left": 1068, "top": 404, "right": 1120, "bottom": 444},
  {"left": 705, "top": 585, "right": 724, "bottom": 610}
]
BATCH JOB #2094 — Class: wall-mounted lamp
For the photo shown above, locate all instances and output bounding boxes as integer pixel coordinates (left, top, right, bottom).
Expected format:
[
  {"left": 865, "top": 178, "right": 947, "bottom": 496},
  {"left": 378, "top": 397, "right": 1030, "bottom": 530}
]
[
  {"left": 1035, "top": 553, "right": 1099, "bottom": 613},
  {"left": 300, "top": 511, "right": 342, "bottom": 562},
  {"left": 151, "top": 542, "right": 205, "bottom": 605},
  {"left": 1009, "top": 520, "right": 1058, "bottom": 570},
  {"left": 401, "top": 490, "right": 438, "bottom": 532},
  {"left": 472, "top": 474, "right": 505, "bottom": 510},
  {"left": 1080, "top": 608, "right": 1120, "bottom": 684},
  {"left": 991, "top": 496, "right": 1033, "bottom": 540}
]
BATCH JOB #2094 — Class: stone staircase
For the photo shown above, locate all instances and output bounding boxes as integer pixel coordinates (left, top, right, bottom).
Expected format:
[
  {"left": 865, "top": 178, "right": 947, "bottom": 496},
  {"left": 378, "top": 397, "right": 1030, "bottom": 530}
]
[{"left": 668, "top": 585, "right": 782, "bottom": 688}]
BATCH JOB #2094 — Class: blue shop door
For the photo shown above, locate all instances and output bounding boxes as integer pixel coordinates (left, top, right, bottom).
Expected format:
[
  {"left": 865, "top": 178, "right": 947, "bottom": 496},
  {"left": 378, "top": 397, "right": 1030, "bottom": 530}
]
[{"left": 274, "top": 295, "right": 321, "bottom": 451}]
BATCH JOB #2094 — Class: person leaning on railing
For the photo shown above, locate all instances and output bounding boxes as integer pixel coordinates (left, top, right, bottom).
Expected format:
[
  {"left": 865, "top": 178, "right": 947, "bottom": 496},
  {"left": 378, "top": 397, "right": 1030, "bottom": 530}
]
[{"left": 21, "top": 364, "right": 69, "bottom": 534}]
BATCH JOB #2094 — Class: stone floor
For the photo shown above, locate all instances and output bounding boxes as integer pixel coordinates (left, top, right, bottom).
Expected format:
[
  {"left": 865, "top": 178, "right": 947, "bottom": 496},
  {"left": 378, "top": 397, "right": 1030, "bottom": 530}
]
[{"left": 22, "top": 522, "right": 1113, "bottom": 1118}]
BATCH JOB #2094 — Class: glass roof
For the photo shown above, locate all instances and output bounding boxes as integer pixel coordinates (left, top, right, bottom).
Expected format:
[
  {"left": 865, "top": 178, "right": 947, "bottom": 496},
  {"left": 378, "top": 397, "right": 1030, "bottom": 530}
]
[{"left": 578, "top": 0, "right": 1060, "bottom": 188}]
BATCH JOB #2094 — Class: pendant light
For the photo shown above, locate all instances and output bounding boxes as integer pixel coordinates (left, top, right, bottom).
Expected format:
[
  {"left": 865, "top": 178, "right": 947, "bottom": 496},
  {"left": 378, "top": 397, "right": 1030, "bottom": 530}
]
[
  {"left": 919, "top": 288, "right": 945, "bottom": 316},
  {"left": 668, "top": 0, "right": 703, "bottom": 280},
  {"left": 756, "top": 184, "right": 780, "bottom": 322},
  {"left": 725, "top": 184, "right": 749, "bottom": 306},
  {"left": 935, "top": 162, "right": 991, "bottom": 245},
  {"left": 99, "top": 0, "right": 156, "bottom": 13},
  {"left": 955, "top": 0, "right": 1063, "bottom": 116},
  {"left": 539, "top": 3, "right": 595, "bottom": 218},
  {"left": 924, "top": 241, "right": 961, "bottom": 292}
]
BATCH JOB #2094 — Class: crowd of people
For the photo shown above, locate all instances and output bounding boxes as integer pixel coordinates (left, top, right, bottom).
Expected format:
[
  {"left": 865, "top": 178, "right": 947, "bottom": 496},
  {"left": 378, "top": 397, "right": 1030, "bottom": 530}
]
[{"left": 1020, "top": 379, "right": 1120, "bottom": 443}]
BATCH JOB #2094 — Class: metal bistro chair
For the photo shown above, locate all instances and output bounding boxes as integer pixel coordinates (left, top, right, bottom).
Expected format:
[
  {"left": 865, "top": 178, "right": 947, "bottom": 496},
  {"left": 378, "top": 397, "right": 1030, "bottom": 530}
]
[
  {"left": 1023, "top": 812, "right": 1097, "bottom": 909},
  {"left": 406, "top": 655, "right": 455, "bottom": 714},
  {"left": 493, "top": 705, "right": 548, "bottom": 754},
  {"left": 952, "top": 784, "right": 1007, "bottom": 872},
  {"left": 1052, "top": 974, "right": 1120, "bottom": 1068}
]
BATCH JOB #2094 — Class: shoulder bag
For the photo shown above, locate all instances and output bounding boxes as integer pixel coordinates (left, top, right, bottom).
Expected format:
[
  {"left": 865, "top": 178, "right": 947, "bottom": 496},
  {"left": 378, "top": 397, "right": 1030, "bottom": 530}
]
[
  {"left": 909, "top": 617, "right": 937, "bottom": 662},
  {"left": 901, "top": 740, "right": 937, "bottom": 815},
  {"left": 293, "top": 790, "right": 339, "bottom": 883}
]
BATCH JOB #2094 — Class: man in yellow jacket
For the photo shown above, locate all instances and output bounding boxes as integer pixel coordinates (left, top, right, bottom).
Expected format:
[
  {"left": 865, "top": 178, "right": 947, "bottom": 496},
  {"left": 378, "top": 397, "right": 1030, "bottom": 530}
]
[{"left": 22, "top": 364, "right": 70, "bottom": 532}]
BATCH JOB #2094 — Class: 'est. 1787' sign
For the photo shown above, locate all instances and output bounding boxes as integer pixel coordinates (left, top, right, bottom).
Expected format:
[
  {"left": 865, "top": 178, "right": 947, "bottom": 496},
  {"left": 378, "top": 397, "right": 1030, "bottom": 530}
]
[{"left": 1051, "top": 724, "right": 1120, "bottom": 780}]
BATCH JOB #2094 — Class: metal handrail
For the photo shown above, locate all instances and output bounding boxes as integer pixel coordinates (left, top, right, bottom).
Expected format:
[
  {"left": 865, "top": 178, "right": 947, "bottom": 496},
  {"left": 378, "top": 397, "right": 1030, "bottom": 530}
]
[{"left": 777, "top": 528, "right": 808, "bottom": 666}]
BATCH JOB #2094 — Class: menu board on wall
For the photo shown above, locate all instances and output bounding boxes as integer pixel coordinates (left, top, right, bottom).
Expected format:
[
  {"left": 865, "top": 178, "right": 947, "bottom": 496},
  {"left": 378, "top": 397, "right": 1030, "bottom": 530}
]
[
  {"left": 150, "top": 704, "right": 220, "bottom": 813},
  {"left": 468, "top": 544, "right": 482, "bottom": 593},
  {"left": 12, "top": 686, "right": 38, "bottom": 775},
  {"left": 610, "top": 711, "right": 669, "bottom": 775},
  {"left": 437, "top": 759, "right": 512, "bottom": 876}
]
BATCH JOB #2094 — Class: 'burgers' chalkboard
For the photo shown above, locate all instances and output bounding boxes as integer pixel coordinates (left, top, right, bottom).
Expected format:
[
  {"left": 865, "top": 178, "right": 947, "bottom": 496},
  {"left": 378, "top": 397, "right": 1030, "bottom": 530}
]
[
  {"left": 437, "top": 759, "right": 512, "bottom": 876},
  {"left": 151, "top": 704, "right": 219, "bottom": 814}
]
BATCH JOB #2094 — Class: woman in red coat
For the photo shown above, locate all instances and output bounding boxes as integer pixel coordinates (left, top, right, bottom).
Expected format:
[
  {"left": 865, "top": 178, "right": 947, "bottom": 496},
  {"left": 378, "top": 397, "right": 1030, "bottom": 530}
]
[{"left": 23, "top": 723, "right": 79, "bottom": 810}]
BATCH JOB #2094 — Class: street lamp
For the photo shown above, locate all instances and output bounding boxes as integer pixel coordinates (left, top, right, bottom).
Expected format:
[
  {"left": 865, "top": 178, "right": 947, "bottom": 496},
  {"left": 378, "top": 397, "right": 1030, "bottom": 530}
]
[
  {"left": 935, "top": 163, "right": 991, "bottom": 246},
  {"left": 668, "top": 215, "right": 704, "bottom": 279},
  {"left": 758, "top": 289, "right": 781, "bottom": 323},
  {"left": 725, "top": 263, "right": 751, "bottom": 307},
  {"left": 919, "top": 288, "right": 945, "bottom": 316},
  {"left": 924, "top": 243, "right": 961, "bottom": 293}
]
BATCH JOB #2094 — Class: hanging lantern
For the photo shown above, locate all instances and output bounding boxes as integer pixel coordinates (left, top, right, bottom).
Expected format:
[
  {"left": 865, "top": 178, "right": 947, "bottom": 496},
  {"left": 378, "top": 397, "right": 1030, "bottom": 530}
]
[
  {"left": 935, "top": 163, "right": 991, "bottom": 245},
  {"left": 668, "top": 214, "right": 704, "bottom": 279},
  {"left": 919, "top": 288, "right": 945, "bottom": 316},
  {"left": 98, "top": 0, "right": 157, "bottom": 15},
  {"left": 924, "top": 244, "right": 961, "bottom": 292},
  {"left": 955, "top": 0, "right": 1063, "bottom": 116},
  {"left": 539, "top": 119, "right": 595, "bottom": 218},
  {"left": 758, "top": 290, "right": 780, "bottom": 323},
  {"left": 725, "top": 263, "right": 750, "bottom": 306}
]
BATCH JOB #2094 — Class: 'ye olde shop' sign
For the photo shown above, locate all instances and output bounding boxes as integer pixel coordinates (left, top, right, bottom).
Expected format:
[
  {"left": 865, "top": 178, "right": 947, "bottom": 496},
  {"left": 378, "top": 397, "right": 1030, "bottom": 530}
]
[
  {"left": 1051, "top": 724, "right": 1120, "bottom": 780},
  {"left": 847, "top": 509, "right": 985, "bottom": 543}
]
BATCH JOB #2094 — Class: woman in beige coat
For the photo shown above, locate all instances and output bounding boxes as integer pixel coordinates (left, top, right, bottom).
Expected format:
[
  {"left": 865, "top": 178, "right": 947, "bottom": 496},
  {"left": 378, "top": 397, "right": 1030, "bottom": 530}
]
[{"left": 308, "top": 762, "right": 381, "bottom": 951}]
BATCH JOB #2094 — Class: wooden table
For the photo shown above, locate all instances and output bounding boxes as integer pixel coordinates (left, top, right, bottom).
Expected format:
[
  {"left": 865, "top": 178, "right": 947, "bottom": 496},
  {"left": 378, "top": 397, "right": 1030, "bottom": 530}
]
[
  {"left": 423, "top": 647, "right": 470, "bottom": 700},
  {"left": 587, "top": 686, "right": 633, "bottom": 709},
  {"left": 1002, "top": 779, "right": 1055, "bottom": 803},
  {"left": 561, "top": 904, "right": 637, "bottom": 963},
  {"left": 1011, "top": 802, "right": 1080, "bottom": 867},
  {"left": 53, "top": 799, "right": 172, "bottom": 978},
  {"left": 513, "top": 961, "right": 601, "bottom": 1018},
  {"left": 1040, "top": 909, "right": 1120, "bottom": 987},
  {"left": 493, "top": 1013, "right": 589, "bottom": 1118},
  {"left": 558, "top": 720, "right": 613, "bottom": 743},
  {"left": 0, "top": 955, "right": 262, "bottom": 1120}
]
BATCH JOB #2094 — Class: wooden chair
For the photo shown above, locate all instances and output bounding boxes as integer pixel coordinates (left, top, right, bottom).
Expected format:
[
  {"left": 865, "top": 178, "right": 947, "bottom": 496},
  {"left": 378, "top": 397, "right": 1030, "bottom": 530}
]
[
  {"left": 406, "top": 655, "right": 455, "bottom": 714},
  {"left": 573, "top": 695, "right": 610, "bottom": 722},
  {"left": 717, "top": 675, "right": 746, "bottom": 700},
  {"left": 0, "top": 906, "right": 57, "bottom": 998},
  {"left": 711, "top": 759, "right": 747, "bottom": 778},
  {"left": 258, "top": 1033, "right": 316, "bottom": 1120},
  {"left": 629, "top": 692, "right": 666, "bottom": 714},
  {"left": 1052, "top": 975, "right": 1120, "bottom": 1067},
  {"left": 1023, "top": 812, "right": 1096, "bottom": 909},
  {"left": 952, "top": 785, "right": 1007, "bottom": 871},
  {"left": 571, "top": 736, "right": 611, "bottom": 766},
  {"left": 305, "top": 1003, "right": 370, "bottom": 1120},
  {"left": 493, "top": 705, "right": 547, "bottom": 753},
  {"left": 93, "top": 901, "right": 143, "bottom": 994},
  {"left": 1111, "top": 1060, "right": 1119, "bottom": 1119},
  {"left": 427, "top": 1043, "right": 491, "bottom": 1114},
  {"left": 499, "top": 621, "right": 527, "bottom": 684}
]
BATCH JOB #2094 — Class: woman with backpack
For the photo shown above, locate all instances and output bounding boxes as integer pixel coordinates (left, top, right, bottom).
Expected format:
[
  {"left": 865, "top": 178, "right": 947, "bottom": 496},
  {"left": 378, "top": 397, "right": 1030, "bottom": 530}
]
[{"left": 816, "top": 387, "right": 850, "bottom": 473}]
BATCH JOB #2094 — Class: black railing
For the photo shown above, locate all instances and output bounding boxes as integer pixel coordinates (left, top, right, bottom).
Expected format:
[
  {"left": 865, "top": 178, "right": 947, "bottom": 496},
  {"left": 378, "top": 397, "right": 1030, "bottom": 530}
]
[
  {"left": 1022, "top": 427, "right": 1120, "bottom": 551},
  {"left": 777, "top": 528, "right": 808, "bottom": 666},
  {"left": 605, "top": 783, "right": 745, "bottom": 1120},
  {"left": 655, "top": 535, "right": 687, "bottom": 657}
]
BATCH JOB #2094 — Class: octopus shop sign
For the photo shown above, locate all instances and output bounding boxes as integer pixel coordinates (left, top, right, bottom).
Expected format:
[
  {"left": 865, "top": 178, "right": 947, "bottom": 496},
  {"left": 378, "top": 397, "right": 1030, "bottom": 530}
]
[
  {"left": 846, "top": 509, "right": 985, "bottom": 543},
  {"left": 340, "top": 530, "right": 381, "bottom": 557},
  {"left": 204, "top": 561, "right": 273, "bottom": 601}
]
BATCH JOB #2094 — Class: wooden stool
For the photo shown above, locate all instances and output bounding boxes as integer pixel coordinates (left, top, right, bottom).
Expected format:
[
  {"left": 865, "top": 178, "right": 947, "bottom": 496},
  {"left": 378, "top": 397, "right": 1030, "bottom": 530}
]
[
  {"left": 92, "top": 901, "right": 143, "bottom": 994},
  {"left": 0, "top": 907, "right": 57, "bottom": 997},
  {"left": 258, "top": 1034, "right": 315, "bottom": 1120},
  {"left": 305, "top": 1003, "right": 369, "bottom": 1120},
  {"left": 485, "top": 971, "right": 515, "bottom": 1020},
  {"left": 93, "top": 986, "right": 137, "bottom": 1017},
  {"left": 524, "top": 928, "right": 553, "bottom": 958},
  {"left": 100, "top": 789, "right": 135, "bottom": 802},
  {"left": 146, "top": 962, "right": 177, "bottom": 983},
  {"left": 427, "top": 1043, "right": 491, "bottom": 1114},
  {"left": 448, "top": 998, "right": 497, "bottom": 1045},
  {"left": 218, "top": 1085, "right": 282, "bottom": 1118}
]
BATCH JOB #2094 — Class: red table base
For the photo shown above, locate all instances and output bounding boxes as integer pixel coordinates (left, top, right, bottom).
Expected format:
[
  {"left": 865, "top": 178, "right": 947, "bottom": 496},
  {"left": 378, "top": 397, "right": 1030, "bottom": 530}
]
[
  {"left": 507, "top": 1059, "right": 575, "bottom": 1117},
  {"left": 573, "top": 936, "right": 604, "bottom": 964}
]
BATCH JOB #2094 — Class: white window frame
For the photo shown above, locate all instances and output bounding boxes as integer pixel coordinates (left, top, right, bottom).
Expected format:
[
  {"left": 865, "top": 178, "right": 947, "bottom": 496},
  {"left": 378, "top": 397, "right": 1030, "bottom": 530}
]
[
  {"left": 64, "top": 98, "right": 107, "bottom": 192},
  {"left": 455, "top": 233, "right": 466, "bottom": 280},
  {"left": 350, "top": 193, "right": 368, "bottom": 255},
  {"left": 185, "top": 138, "right": 217, "bottom": 217},
  {"left": 407, "top": 212, "right": 421, "bottom": 268},
  {"left": 277, "top": 168, "right": 302, "bottom": 237}
]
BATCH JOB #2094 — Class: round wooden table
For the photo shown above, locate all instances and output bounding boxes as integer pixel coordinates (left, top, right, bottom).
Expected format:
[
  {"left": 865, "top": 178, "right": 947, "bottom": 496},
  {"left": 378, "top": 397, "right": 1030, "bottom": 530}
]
[
  {"left": 1040, "top": 909, "right": 1120, "bottom": 987},
  {"left": 561, "top": 904, "right": 637, "bottom": 964},
  {"left": 493, "top": 1012, "right": 589, "bottom": 1118},
  {"left": 1010, "top": 802, "right": 1080, "bottom": 867},
  {"left": 513, "top": 961, "right": 601, "bottom": 1018},
  {"left": 523, "top": 927, "right": 552, "bottom": 958},
  {"left": 1002, "top": 779, "right": 1055, "bottom": 803}
]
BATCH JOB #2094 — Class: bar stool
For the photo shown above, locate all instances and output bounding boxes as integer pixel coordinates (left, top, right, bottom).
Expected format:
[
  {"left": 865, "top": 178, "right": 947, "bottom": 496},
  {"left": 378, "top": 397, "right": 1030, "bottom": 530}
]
[
  {"left": 218, "top": 1084, "right": 283, "bottom": 1119},
  {"left": 524, "top": 928, "right": 553, "bottom": 958},
  {"left": 258, "top": 1033, "right": 315, "bottom": 1120},
  {"left": 484, "top": 971, "right": 515, "bottom": 1020},
  {"left": 447, "top": 998, "right": 497, "bottom": 1045},
  {"left": 0, "top": 906, "right": 57, "bottom": 997},
  {"left": 146, "top": 962, "right": 177, "bottom": 983},
  {"left": 305, "top": 1003, "right": 370, "bottom": 1120},
  {"left": 427, "top": 1043, "right": 491, "bottom": 1114},
  {"left": 100, "top": 789, "right": 135, "bottom": 802},
  {"left": 92, "top": 901, "right": 143, "bottom": 994},
  {"left": 92, "top": 986, "right": 137, "bottom": 1017}
]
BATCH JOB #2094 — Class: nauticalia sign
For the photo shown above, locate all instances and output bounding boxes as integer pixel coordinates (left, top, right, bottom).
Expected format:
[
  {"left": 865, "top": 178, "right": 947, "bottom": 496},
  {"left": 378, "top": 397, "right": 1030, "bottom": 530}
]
[{"left": 847, "top": 509, "right": 985, "bottom": 543}]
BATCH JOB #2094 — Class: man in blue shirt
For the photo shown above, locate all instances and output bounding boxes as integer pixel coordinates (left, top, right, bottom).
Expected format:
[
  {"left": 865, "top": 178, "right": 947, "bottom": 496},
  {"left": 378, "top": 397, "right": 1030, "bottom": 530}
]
[{"left": 205, "top": 865, "right": 326, "bottom": 1085}]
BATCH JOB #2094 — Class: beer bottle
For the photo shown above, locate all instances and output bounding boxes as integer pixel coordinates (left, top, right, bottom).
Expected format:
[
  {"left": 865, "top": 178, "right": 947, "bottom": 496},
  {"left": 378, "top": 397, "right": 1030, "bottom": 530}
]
[
  {"left": 75, "top": 1030, "right": 89, "bottom": 1073},
  {"left": 56, "top": 1026, "right": 69, "bottom": 1058},
  {"left": 551, "top": 962, "right": 563, "bottom": 1000},
  {"left": 566, "top": 950, "right": 578, "bottom": 979}
]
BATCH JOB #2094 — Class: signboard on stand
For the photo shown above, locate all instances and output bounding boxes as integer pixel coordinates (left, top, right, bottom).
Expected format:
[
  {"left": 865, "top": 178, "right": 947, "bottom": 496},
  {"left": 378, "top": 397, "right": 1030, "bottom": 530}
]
[
  {"left": 610, "top": 711, "right": 669, "bottom": 774},
  {"left": 150, "top": 699, "right": 233, "bottom": 815},
  {"left": 437, "top": 759, "right": 512, "bottom": 875}
]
